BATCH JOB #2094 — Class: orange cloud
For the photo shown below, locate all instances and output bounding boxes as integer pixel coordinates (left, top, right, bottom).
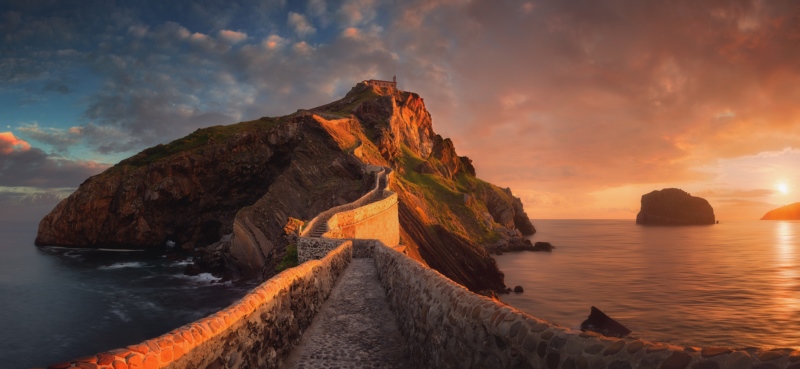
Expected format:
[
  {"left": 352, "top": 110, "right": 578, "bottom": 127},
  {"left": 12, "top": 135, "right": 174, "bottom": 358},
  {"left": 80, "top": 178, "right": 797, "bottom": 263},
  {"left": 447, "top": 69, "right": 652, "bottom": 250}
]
[{"left": 0, "top": 132, "right": 31, "bottom": 154}]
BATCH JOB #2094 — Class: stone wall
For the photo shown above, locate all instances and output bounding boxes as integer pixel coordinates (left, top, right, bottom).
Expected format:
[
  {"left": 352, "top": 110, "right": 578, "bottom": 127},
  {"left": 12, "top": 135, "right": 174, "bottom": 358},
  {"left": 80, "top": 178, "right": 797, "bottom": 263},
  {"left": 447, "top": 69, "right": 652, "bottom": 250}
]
[
  {"left": 298, "top": 166, "right": 398, "bottom": 263},
  {"left": 47, "top": 242, "right": 353, "bottom": 369},
  {"left": 299, "top": 167, "right": 386, "bottom": 238},
  {"left": 297, "top": 238, "right": 350, "bottom": 263},
  {"left": 372, "top": 242, "right": 800, "bottom": 369},
  {"left": 323, "top": 191, "right": 399, "bottom": 247}
]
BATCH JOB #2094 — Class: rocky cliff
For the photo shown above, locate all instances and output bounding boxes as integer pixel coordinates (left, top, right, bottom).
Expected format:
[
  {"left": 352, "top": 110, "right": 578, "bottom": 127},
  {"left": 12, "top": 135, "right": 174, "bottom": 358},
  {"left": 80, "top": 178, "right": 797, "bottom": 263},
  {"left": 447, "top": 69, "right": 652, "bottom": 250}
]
[
  {"left": 636, "top": 188, "right": 716, "bottom": 225},
  {"left": 761, "top": 202, "right": 800, "bottom": 220},
  {"left": 37, "top": 82, "right": 535, "bottom": 293}
]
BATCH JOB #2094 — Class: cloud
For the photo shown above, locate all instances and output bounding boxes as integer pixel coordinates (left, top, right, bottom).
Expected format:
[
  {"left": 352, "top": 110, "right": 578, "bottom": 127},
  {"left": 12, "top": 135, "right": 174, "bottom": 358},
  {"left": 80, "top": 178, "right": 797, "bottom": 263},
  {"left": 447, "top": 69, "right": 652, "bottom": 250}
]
[
  {"left": 218, "top": 29, "right": 247, "bottom": 43},
  {"left": 17, "top": 124, "right": 81, "bottom": 153},
  {"left": 695, "top": 188, "right": 776, "bottom": 198},
  {"left": 338, "top": 0, "right": 377, "bottom": 26},
  {"left": 287, "top": 12, "right": 315, "bottom": 38},
  {"left": 3, "top": 0, "right": 800, "bottom": 220},
  {"left": 261, "top": 34, "right": 286, "bottom": 50},
  {"left": 0, "top": 133, "right": 108, "bottom": 188},
  {"left": 0, "top": 131, "right": 31, "bottom": 154},
  {"left": 0, "top": 187, "right": 71, "bottom": 221}
]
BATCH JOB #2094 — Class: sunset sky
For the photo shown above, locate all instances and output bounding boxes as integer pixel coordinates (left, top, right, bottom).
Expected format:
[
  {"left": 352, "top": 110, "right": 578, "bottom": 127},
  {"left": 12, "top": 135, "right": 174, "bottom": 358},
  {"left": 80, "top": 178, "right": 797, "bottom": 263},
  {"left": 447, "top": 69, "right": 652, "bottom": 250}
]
[{"left": 1, "top": 0, "right": 799, "bottom": 221}]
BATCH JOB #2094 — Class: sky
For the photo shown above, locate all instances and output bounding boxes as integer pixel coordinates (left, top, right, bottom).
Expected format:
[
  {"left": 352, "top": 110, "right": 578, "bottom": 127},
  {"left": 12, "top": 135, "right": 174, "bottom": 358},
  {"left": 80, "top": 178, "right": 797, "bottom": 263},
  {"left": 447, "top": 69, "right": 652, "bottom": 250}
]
[{"left": 1, "top": 0, "right": 800, "bottom": 221}]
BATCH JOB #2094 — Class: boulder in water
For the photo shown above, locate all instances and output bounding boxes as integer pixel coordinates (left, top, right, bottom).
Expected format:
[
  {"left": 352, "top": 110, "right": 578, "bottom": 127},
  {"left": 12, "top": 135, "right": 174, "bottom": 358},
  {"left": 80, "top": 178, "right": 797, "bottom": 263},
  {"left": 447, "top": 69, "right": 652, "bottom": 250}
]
[
  {"left": 580, "top": 306, "right": 631, "bottom": 338},
  {"left": 636, "top": 188, "right": 716, "bottom": 225},
  {"left": 532, "top": 241, "right": 555, "bottom": 252}
]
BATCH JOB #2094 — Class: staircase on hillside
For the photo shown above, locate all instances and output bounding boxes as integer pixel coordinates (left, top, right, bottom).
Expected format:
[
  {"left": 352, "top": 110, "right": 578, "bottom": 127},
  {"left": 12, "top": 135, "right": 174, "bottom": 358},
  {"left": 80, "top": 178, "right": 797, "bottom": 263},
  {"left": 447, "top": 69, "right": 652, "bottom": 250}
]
[{"left": 309, "top": 223, "right": 327, "bottom": 238}]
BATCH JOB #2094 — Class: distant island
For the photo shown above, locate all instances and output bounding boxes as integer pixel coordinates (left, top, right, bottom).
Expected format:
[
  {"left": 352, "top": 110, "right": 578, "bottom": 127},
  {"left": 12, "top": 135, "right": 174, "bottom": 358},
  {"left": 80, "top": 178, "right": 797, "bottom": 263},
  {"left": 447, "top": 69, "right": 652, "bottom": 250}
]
[
  {"left": 761, "top": 202, "right": 800, "bottom": 220},
  {"left": 636, "top": 188, "right": 716, "bottom": 225}
]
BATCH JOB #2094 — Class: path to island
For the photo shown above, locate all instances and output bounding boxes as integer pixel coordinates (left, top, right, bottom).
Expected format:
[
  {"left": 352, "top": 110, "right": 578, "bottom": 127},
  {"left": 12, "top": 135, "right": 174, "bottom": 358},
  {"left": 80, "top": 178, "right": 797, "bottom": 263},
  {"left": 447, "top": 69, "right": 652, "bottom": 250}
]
[
  {"left": 46, "top": 145, "right": 800, "bottom": 369},
  {"left": 281, "top": 259, "right": 410, "bottom": 369}
]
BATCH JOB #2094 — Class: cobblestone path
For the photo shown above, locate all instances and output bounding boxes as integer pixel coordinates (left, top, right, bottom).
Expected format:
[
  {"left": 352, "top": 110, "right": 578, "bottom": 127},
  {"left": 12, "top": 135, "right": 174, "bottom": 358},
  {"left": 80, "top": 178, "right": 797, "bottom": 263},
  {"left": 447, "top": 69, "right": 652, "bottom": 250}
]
[{"left": 282, "top": 259, "right": 411, "bottom": 369}]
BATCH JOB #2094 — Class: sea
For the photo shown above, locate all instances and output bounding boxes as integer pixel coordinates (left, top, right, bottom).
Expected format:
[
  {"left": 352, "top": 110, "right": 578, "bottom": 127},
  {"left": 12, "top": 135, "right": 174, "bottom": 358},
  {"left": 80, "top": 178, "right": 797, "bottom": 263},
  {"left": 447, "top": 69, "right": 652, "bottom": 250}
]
[
  {"left": 496, "top": 219, "right": 800, "bottom": 349},
  {"left": 0, "top": 221, "right": 252, "bottom": 369},
  {"left": 2, "top": 219, "right": 799, "bottom": 369}
]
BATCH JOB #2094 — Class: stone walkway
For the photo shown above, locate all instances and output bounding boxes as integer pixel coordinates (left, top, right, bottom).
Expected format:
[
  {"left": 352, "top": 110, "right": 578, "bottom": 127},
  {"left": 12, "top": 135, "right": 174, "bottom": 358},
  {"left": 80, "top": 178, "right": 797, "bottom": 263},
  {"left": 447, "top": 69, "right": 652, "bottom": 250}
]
[{"left": 282, "top": 259, "right": 411, "bottom": 369}]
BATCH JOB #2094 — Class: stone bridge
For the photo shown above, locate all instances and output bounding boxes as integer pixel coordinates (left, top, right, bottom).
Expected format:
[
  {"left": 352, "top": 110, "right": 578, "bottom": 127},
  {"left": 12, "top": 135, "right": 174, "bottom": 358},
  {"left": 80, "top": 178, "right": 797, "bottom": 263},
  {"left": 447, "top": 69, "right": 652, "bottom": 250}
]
[{"left": 46, "top": 165, "right": 800, "bottom": 369}]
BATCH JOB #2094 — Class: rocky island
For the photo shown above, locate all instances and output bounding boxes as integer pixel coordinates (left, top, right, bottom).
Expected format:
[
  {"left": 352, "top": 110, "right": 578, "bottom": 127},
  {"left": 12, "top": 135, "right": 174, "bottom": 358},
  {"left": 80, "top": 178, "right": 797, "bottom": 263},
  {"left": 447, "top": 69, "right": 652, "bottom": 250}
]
[
  {"left": 761, "top": 202, "right": 800, "bottom": 220},
  {"left": 635, "top": 188, "right": 716, "bottom": 225},
  {"left": 36, "top": 81, "right": 535, "bottom": 294}
]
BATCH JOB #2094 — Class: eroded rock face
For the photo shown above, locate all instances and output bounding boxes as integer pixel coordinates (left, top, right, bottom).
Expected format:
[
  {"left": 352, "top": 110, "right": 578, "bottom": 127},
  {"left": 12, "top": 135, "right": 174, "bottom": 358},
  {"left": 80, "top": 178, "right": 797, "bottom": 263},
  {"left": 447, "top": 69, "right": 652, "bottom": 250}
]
[
  {"left": 761, "top": 202, "right": 800, "bottom": 220},
  {"left": 38, "top": 82, "right": 537, "bottom": 292},
  {"left": 37, "top": 115, "right": 368, "bottom": 280},
  {"left": 636, "top": 188, "right": 716, "bottom": 225}
]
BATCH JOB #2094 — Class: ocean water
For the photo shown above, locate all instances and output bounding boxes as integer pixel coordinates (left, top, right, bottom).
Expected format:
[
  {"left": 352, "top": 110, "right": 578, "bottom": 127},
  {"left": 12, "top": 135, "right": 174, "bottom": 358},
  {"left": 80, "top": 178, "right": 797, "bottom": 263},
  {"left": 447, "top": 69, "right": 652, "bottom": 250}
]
[
  {"left": 0, "top": 221, "right": 251, "bottom": 369},
  {"left": 496, "top": 219, "right": 800, "bottom": 348}
]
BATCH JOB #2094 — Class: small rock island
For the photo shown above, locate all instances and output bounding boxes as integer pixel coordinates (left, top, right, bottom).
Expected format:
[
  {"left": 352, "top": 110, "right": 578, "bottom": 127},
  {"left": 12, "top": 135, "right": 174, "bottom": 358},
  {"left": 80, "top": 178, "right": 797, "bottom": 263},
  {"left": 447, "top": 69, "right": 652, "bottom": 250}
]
[
  {"left": 761, "top": 202, "right": 800, "bottom": 220},
  {"left": 636, "top": 188, "right": 716, "bottom": 225}
]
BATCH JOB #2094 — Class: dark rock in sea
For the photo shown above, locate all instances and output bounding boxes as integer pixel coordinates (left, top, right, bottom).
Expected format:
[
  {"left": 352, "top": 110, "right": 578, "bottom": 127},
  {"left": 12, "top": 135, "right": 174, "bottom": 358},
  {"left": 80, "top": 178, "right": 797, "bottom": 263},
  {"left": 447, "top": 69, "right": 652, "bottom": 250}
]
[
  {"left": 532, "top": 241, "right": 555, "bottom": 252},
  {"left": 580, "top": 306, "right": 631, "bottom": 338},
  {"left": 761, "top": 202, "right": 800, "bottom": 220},
  {"left": 636, "top": 188, "right": 716, "bottom": 225},
  {"left": 513, "top": 285, "right": 524, "bottom": 293}
]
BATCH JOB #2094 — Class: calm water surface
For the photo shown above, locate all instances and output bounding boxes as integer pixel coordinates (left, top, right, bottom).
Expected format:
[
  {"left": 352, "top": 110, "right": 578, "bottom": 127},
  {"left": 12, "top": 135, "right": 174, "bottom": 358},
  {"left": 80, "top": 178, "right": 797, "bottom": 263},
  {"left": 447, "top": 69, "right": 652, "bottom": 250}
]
[
  {"left": 496, "top": 219, "right": 800, "bottom": 348},
  {"left": 0, "top": 221, "right": 251, "bottom": 369}
]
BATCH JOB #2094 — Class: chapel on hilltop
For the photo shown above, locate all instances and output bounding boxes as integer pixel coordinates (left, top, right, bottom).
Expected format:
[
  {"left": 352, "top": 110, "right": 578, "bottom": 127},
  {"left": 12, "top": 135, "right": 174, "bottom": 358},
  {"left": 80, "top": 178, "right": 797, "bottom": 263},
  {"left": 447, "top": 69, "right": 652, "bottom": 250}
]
[{"left": 365, "top": 75, "right": 397, "bottom": 90}]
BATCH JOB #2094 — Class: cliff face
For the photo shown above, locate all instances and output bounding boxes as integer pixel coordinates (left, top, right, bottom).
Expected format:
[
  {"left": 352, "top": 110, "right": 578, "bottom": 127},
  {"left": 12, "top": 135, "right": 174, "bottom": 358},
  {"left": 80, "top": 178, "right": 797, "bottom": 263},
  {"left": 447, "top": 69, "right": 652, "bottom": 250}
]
[
  {"left": 36, "top": 116, "right": 369, "bottom": 260},
  {"left": 37, "top": 82, "right": 536, "bottom": 293},
  {"left": 636, "top": 188, "right": 716, "bottom": 225},
  {"left": 761, "top": 202, "right": 800, "bottom": 220},
  {"left": 312, "top": 83, "right": 535, "bottom": 292}
]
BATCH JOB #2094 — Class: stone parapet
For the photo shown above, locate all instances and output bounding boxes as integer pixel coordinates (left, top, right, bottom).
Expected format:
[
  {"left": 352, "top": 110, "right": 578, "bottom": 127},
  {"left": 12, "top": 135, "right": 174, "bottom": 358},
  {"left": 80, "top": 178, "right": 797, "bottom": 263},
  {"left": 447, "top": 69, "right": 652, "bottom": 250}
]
[
  {"left": 322, "top": 192, "right": 399, "bottom": 247},
  {"left": 299, "top": 168, "right": 387, "bottom": 238},
  {"left": 297, "top": 238, "right": 351, "bottom": 263},
  {"left": 46, "top": 242, "right": 353, "bottom": 369},
  {"left": 372, "top": 242, "right": 800, "bottom": 369}
]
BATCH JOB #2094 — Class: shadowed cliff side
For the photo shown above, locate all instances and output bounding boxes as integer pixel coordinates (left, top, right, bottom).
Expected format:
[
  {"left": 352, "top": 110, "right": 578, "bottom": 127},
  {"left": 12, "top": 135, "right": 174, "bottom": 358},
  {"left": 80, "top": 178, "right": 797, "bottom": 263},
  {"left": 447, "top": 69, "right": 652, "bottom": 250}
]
[
  {"left": 36, "top": 82, "right": 535, "bottom": 293},
  {"left": 311, "top": 83, "right": 535, "bottom": 292},
  {"left": 35, "top": 115, "right": 370, "bottom": 278}
]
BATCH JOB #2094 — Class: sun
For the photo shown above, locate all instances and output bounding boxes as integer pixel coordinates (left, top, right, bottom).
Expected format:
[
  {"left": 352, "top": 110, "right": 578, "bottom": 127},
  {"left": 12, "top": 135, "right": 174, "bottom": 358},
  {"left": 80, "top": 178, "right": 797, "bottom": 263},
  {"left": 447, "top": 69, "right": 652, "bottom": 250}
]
[{"left": 777, "top": 183, "right": 789, "bottom": 195}]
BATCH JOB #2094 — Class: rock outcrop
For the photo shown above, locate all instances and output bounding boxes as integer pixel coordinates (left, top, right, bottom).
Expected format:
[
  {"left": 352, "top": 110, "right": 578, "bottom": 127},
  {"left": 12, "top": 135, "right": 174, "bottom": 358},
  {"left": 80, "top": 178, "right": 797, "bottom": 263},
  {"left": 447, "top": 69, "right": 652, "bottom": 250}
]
[
  {"left": 37, "top": 82, "right": 536, "bottom": 293},
  {"left": 635, "top": 188, "right": 716, "bottom": 225},
  {"left": 580, "top": 306, "right": 631, "bottom": 338},
  {"left": 761, "top": 202, "right": 800, "bottom": 220}
]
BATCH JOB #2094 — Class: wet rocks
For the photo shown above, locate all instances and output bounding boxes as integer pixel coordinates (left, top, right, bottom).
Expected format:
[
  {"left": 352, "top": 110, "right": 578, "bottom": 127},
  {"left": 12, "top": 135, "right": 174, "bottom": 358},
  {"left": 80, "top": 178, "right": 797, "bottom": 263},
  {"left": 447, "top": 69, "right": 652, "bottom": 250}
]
[
  {"left": 580, "top": 306, "right": 631, "bottom": 338},
  {"left": 532, "top": 241, "right": 555, "bottom": 252}
]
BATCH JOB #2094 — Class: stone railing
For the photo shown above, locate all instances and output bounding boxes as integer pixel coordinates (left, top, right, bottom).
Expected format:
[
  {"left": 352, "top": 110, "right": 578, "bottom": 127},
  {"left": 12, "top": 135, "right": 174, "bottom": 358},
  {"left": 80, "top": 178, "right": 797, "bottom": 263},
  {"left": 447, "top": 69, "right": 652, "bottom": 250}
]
[
  {"left": 298, "top": 165, "right": 386, "bottom": 238},
  {"left": 372, "top": 242, "right": 800, "bottom": 369},
  {"left": 297, "top": 166, "right": 398, "bottom": 263},
  {"left": 46, "top": 241, "right": 353, "bottom": 369},
  {"left": 321, "top": 191, "right": 398, "bottom": 244}
]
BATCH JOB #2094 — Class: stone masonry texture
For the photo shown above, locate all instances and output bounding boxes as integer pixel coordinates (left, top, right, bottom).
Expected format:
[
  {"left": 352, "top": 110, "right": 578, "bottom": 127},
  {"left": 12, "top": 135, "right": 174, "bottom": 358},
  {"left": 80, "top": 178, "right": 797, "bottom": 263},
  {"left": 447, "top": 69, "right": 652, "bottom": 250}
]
[
  {"left": 372, "top": 243, "right": 800, "bottom": 369},
  {"left": 282, "top": 258, "right": 411, "bottom": 369},
  {"left": 46, "top": 160, "right": 800, "bottom": 369},
  {"left": 44, "top": 242, "right": 352, "bottom": 369}
]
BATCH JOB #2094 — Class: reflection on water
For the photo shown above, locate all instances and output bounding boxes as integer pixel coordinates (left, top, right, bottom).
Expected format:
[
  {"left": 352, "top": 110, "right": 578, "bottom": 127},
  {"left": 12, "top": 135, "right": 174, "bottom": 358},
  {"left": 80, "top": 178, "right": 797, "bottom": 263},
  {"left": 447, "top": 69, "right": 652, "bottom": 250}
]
[
  {"left": 495, "top": 219, "right": 800, "bottom": 348},
  {"left": 774, "top": 222, "right": 800, "bottom": 320}
]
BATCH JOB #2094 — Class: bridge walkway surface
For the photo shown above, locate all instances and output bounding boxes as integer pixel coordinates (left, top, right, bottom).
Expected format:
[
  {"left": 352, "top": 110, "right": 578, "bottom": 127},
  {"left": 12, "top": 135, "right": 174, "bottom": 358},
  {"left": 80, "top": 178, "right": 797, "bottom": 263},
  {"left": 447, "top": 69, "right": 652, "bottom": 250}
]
[{"left": 282, "top": 258, "right": 411, "bottom": 369}]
